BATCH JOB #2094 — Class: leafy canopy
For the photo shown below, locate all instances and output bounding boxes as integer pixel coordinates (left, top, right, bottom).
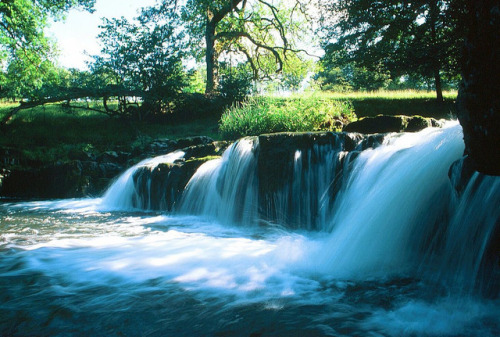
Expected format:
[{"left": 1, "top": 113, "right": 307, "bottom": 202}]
[
  {"left": 0, "top": 0, "right": 95, "bottom": 99},
  {"left": 181, "top": 0, "right": 315, "bottom": 92},
  {"left": 318, "top": 0, "right": 464, "bottom": 97}
]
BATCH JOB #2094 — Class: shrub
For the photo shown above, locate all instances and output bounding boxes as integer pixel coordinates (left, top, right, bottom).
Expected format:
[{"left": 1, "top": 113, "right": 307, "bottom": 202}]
[{"left": 219, "top": 95, "right": 356, "bottom": 139}]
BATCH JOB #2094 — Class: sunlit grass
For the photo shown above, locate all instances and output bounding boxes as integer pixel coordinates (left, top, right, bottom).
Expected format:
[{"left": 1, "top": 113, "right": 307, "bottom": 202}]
[
  {"left": 219, "top": 95, "right": 356, "bottom": 139},
  {"left": 313, "top": 89, "right": 458, "bottom": 100}
]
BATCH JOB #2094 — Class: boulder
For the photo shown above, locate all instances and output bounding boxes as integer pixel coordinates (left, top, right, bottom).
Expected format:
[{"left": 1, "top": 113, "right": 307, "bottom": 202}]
[
  {"left": 343, "top": 115, "right": 441, "bottom": 134},
  {"left": 131, "top": 156, "right": 220, "bottom": 211}
]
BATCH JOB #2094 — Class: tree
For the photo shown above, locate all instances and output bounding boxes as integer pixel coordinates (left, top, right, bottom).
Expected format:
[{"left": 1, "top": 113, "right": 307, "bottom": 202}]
[
  {"left": 89, "top": 0, "right": 187, "bottom": 119},
  {"left": 0, "top": 0, "right": 96, "bottom": 126},
  {"left": 456, "top": 0, "right": 500, "bottom": 175},
  {"left": 318, "top": 0, "right": 463, "bottom": 101},
  {"left": 0, "top": 0, "right": 95, "bottom": 91},
  {"left": 180, "top": 0, "right": 314, "bottom": 95}
]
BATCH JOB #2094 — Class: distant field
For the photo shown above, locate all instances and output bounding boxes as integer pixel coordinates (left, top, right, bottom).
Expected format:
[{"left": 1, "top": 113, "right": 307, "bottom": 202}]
[
  {"left": 0, "top": 90, "right": 458, "bottom": 164},
  {"left": 279, "top": 90, "right": 458, "bottom": 119}
]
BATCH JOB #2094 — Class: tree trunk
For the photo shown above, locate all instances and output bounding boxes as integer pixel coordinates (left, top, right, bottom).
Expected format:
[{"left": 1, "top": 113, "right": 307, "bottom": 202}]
[
  {"left": 429, "top": 0, "right": 443, "bottom": 102},
  {"left": 205, "top": 20, "right": 217, "bottom": 95},
  {"left": 457, "top": 0, "right": 500, "bottom": 175},
  {"left": 434, "top": 68, "right": 443, "bottom": 102}
]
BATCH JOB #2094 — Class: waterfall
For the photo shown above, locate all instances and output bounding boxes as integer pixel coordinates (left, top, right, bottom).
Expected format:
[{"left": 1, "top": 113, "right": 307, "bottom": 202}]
[
  {"left": 179, "top": 138, "right": 259, "bottom": 225},
  {"left": 432, "top": 172, "right": 500, "bottom": 296},
  {"left": 100, "top": 151, "right": 185, "bottom": 210},
  {"left": 98, "top": 121, "right": 499, "bottom": 295},
  {"left": 318, "top": 123, "right": 465, "bottom": 277}
]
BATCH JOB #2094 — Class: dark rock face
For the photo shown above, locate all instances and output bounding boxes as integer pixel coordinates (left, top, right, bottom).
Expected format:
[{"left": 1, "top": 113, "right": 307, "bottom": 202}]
[
  {"left": 1, "top": 162, "right": 87, "bottom": 199},
  {"left": 131, "top": 159, "right": 212, "bottom": 211},
  {"left": 129, "top": 142, "right": 229, "bottom": 211},
  {"left": 457, "top": 0, "right": 500, "bottom": 176},
  {"left": 256, "top": 131, "right": 383, "bottom": 229},
  {"left": 257, "top": 132, "right": 364, "bottom": 196},
  {"left": 343, "top": 115, "right": 441, "bottom": 134},
  {"left": 0, "top": 136, "right": 227, "bottom": 199}
]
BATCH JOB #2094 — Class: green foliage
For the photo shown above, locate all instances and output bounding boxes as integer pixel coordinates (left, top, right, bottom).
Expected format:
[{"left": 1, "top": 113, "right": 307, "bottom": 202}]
[
  {"left": 218, "top": 63, "right": 254, "bottom": 102},
  {"left": 180, "top": 0, "right": 315, "bottom": 93},
  {"left": 219, "top": 95, "right": 356, "bottom": 139},
  {"left": 318, "top": 0, "right": 464, "bottom": 99},
  {"left": 90, "top": 0, "right": 187, "bottom": 119},
  {"left": 316, "top": 62, "right": 392, "bottom": 92},
  {"left": 0, "top": 0, "right": 95, "bottom": 99},
  {"left": 184, "top": 68, "right": 206, "bottom": 94}
]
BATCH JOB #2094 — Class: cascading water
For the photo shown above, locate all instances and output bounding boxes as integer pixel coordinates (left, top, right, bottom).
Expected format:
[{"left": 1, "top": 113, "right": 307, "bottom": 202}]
[
  {"left": 318, "top": 123, "right": 466, "bottom": 278},
  {"left": 100, "top": 151, "right": 185, "bottom": 210},
  {"left": 1, "top": 121, "right": 499, "bottom": 336},
  {"left": 179, "top": 138, "right": 259, "bottom": 225}
]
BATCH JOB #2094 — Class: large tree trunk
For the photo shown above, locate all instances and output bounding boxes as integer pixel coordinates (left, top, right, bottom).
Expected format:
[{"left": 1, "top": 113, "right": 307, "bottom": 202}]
[
  {"left": 205, "top": 19, "right": 218, "bottom": 95},
  {"left": 457, "top": 0, "right": 500, "bottom": 175},
  {"left": 203, "top": 1, "right": 243, "bottom": 95}
]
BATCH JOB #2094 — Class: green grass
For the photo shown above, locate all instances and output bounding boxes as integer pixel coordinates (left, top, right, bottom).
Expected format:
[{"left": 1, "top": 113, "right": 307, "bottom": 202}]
[
  {"left": 219, "top": 94, "right": 356, "bottom": 139},
  {"left": 315, "top": 90, "right": 458, "bottom": 119},
  {"left": 319, "top": 89, "right": 457, "bottom": 100}
]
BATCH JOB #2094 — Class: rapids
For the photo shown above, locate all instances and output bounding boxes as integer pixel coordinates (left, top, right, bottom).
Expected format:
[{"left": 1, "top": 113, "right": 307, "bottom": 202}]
[{"left": 1, "top": 121, "right": 499, "bottom": 336}]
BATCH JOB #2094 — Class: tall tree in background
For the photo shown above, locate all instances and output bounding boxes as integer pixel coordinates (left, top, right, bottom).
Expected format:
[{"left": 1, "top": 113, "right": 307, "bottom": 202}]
[
  {"left": 319, "top": 0, "right": 462, "bottom": 101},
  {"left": 181, "top": 0, "right": 313, "bottom": 95}
]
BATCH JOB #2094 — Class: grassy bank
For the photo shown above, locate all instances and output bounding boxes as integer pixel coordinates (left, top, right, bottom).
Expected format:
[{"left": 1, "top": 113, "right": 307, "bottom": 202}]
[
  {"left": 291, "top": 90, "right": 457, "bottom": 119},
  {"left": 0, "top": 102, "right": 221, "bottom": 164},
  {"left": 219, "top": 95, "right": 356, "bottom": 139},
  {"left": 219, "top": 90, "right": 457, "bottom": 138},
  {"left": 0, "top": 90, "right": 457, "bottom": 164}
]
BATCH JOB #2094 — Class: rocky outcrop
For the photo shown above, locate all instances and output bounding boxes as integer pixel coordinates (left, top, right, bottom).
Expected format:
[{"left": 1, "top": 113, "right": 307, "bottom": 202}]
[
  {"left": 456, "top": 0, "right": 500, "bottom": 176},
  {"left": 256, "top": 131, "right": 385, "bottom": 229},
  {"left": 129, "top": 141, "right": 229, "bottom": 211},
  {"left": 0, "top": 137, "right": 229, "bottom": 199},
  {"left": 343, "top": 115, "right": 441, "bottom": 134}
]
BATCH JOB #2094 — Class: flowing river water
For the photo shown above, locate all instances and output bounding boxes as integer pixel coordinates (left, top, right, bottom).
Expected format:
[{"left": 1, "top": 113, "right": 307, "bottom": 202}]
[{"left": 1, "top": 122, "right": 499, "bottom": 336}]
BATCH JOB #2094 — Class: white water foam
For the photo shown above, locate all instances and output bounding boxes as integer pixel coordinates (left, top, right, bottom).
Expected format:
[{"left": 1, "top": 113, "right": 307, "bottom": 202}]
[{"left": 317, "top": 122, "right": 465, "bottom": 278}]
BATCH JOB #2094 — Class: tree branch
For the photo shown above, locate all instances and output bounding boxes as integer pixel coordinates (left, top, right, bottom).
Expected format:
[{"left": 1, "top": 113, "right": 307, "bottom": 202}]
[{"left": 215, "top": 30, "right": 283, "bottom": 72}]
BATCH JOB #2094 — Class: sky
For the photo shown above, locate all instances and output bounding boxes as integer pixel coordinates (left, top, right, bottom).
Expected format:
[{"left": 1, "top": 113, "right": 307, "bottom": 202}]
[{"left": 47, "top": 0, "right": 157, "bottom": 70}]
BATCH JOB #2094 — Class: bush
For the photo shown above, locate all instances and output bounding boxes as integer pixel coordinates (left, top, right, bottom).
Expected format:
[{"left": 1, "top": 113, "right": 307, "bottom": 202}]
[
  {"left": 218, "top": 68, "right": 254, "bottom": 103},
  {"left": 219, "top": 95, "right": 356, "bottom": 139}
]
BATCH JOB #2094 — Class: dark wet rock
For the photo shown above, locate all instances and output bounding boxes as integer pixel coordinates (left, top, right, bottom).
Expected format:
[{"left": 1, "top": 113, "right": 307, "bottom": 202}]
[
  {"left": 255, "top": 131, "right": 383, "bottom": 228},
  {"left": 343, "top": 115, "right": 441, "bottom": 134},
  {"left": 97, "top": 151, "right": 131, "bottom": 165},
  {"left": 0, "top": 161, "right": 87, "bottom": 199},
  {"left": 176, "top": 136, "right": 214, "bottom": 149},
  {"left": 131, "top": 156, "right": 219, "bottom": 211},
  {"left": 145, "top": 138, "right": 177, "bottom": 157},
  {"left": 182, "top": 141, "right": 231, "bottom": 160}
]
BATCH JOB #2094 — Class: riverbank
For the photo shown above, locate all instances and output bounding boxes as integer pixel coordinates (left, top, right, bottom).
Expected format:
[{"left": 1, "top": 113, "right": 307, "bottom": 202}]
[{"left": 0, "top": 90, "right": 457, "bottom": 199}]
